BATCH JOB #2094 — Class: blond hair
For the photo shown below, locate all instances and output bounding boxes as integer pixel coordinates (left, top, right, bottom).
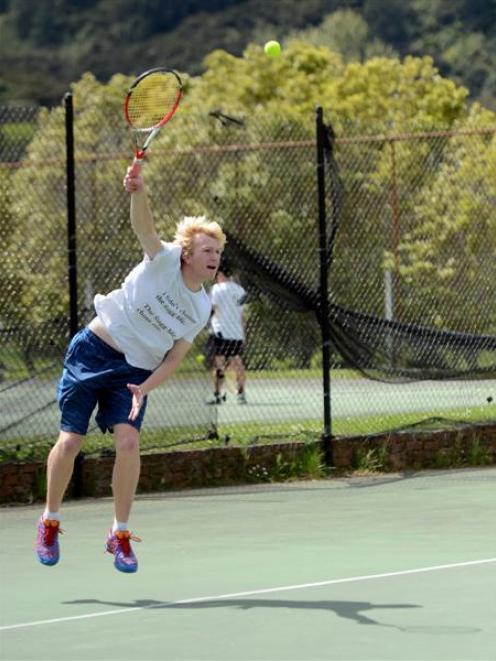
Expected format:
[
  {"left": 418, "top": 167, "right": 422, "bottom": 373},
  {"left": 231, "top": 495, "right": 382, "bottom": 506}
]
[{"left": 173, "top": 216, "right": 226, "bottom": 257}]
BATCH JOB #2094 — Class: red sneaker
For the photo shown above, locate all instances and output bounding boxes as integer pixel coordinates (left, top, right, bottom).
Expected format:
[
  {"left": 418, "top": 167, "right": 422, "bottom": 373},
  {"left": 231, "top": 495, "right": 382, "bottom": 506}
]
[
  {"left": 105, "top": 529, "right": 141, "bottom": 573},
  {"left": 35, "top": 517, "right": 63, "bottom": 566}
]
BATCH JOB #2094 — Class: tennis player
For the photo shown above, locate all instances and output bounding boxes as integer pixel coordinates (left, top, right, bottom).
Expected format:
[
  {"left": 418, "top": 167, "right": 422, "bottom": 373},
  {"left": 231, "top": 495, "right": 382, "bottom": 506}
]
[
  {"left": 208, "top": 263, "right": 248, "bottom": 404},
  {"left": 35, "top": 166, "right": 225, "bottom": 573}
]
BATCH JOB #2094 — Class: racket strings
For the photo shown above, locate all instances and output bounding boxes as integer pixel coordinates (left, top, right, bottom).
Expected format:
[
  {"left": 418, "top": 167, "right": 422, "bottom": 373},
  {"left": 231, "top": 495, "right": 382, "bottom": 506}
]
[{"left": 127, "top": 72, "right": 181, "bottom": 130}]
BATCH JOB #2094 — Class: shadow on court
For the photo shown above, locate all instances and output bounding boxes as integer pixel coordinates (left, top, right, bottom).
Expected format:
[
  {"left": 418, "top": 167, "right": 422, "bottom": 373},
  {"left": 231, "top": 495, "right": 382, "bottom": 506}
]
[
  {"left": 63, "top": 597, "right": 421, "bottom": 627},
  {"left": 2, "top": 468, "right": 494, "bottom": 660}
]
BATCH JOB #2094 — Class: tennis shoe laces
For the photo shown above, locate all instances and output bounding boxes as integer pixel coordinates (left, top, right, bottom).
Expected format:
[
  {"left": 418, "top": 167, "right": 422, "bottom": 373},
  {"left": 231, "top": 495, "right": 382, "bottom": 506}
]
[
  {"left": 35, "top": 517, "right": 63, "bottom": 566},
  {"left": 106, "top": 529, "right": 141, "bottom": 573}
]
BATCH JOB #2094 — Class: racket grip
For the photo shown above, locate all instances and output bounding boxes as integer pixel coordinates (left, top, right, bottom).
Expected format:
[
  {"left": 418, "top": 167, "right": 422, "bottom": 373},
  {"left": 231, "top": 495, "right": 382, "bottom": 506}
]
[{"left": 129, "top": 156, "right": 144, "bottom": 177}]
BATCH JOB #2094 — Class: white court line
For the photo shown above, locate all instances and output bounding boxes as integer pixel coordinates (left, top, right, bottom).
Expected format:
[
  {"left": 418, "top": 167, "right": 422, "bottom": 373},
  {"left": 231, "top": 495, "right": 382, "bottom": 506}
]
[{"left": 2, "top": 557, "right": 495, "bottom": 632}]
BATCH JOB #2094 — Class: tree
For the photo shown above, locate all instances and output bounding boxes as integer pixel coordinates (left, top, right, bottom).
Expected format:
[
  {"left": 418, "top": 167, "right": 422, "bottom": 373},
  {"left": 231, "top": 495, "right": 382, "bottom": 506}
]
[
  {"left": 4, "top": 42, "right": 494, "bottom": 368},
  {"left": 4, "top": 73, "right": 135, "bottom": 352},
  {"left": 398, "top": 104, "right": 496, "bottom": 334},
  {"left": 363, "top": 0, "right": 419, "bottom": 48},
  {"left": 287, "top": 10, "right": 371, "bottom": 62}
]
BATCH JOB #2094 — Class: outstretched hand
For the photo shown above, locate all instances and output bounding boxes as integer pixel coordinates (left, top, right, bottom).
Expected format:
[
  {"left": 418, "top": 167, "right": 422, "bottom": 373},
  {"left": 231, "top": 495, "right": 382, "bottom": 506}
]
[
  {"left": 127, "top": 383, "right": 145, "bottom": 421},
  {"left": 123, "top": 167, "right": 144, "bottom": 194}
]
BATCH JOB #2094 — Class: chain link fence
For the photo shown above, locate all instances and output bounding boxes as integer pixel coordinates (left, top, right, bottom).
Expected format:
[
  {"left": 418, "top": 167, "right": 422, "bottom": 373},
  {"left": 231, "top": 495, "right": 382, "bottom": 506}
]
[{"left": 1, "top": 100, "right": 495, "bottom": 461}]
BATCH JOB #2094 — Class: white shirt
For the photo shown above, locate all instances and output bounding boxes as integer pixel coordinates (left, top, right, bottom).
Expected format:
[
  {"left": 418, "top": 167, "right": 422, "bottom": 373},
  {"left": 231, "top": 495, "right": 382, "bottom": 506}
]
[
  {"left": 94, "top": 242, "right": 211, "bottom": 370},
  {"left": 210, "top": 280, "right": 246, "bottom": 341}
]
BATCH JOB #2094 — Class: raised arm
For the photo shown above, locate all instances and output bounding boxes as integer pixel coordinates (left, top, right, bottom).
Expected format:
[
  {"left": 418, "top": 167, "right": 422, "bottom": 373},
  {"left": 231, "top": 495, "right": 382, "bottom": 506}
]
[{"left": 123, "top": 167, "right": 162, "bottom": 259}]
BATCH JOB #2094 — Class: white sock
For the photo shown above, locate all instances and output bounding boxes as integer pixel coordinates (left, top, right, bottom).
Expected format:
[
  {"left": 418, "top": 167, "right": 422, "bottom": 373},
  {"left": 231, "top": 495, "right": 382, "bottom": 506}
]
[
  {"left": 43, "top": 510, "right": 61, "bottom": 521},
  {"left": 113, "top": 520, "right": 128, "bottom": 533}
]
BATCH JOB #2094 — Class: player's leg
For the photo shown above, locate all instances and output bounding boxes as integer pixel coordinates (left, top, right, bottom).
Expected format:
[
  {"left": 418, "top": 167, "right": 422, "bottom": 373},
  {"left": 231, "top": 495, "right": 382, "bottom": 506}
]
[
  {"left": 96, "top": 357, "right": 151, "bottom": 573},
  {"left": 112, "top": 423, "right": 140, "bottom": 524},
  {"left": 48, "top": 325, "right": 99, "bottom": 512},
  {"left": 46, "top": 431, "right": 84, "bottom": 512},
  {"left": 105, "top": 423, "right": 141, "bottom": 573},
  {"left": 231, "top": 354, "right": 247, "bottom": 403},
  {"left": 214, "top": 354, "right": 227, "bottom": 398},
  {"left": 36, "top": 328, "right": 97, "bottom": 566},
  {"left": 207, "top": 351, "right": 227, "bottom": 404},
  {"left": 36, "top": 430, "right": 84, "bottom": 566}
]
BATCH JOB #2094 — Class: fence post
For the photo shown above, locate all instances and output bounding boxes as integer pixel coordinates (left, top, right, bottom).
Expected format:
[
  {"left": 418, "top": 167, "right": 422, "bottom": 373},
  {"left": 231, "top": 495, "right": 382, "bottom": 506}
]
[
  {"left": 387, "top": 137, "right": 402, "bottom": 321},
  {"left": 64, "top": 92, "right": 83, "bottom": 497},
  {"left": 64, "top": 92, "right": 78, "bottom": 339},
  {"left": 316, "top": 107, "right": 333, "bottom": 466}
]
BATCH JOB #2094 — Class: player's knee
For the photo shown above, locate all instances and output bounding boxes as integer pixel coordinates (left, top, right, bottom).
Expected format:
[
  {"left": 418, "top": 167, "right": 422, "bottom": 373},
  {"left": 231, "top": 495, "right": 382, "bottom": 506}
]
[
  {"left": 115, "top": 432, "right": 140, "bottom": 455},
  {"left": 215, "top": 368, "right": 225, "bottom": 381},
  {"left": 55, "top": 433, "right": 82, "bottom": 457}
]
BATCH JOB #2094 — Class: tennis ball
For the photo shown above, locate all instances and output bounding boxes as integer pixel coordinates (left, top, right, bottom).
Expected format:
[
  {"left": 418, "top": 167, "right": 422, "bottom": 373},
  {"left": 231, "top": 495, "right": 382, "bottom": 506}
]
[{"left": 264, "top": 40, "right": 281, "bottom": 57}]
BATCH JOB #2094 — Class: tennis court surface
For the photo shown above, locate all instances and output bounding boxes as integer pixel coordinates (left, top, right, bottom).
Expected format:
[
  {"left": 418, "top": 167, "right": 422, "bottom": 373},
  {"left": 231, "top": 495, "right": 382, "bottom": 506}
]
[{"left": 1, "top": 466, "right": 496, "bottom": 660}]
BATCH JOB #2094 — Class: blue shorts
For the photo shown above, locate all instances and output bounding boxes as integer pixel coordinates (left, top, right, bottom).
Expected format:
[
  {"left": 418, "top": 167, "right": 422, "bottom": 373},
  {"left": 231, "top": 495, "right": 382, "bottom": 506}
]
[{"left": 57, "top": 328, "right": 152, "bottom": 435}]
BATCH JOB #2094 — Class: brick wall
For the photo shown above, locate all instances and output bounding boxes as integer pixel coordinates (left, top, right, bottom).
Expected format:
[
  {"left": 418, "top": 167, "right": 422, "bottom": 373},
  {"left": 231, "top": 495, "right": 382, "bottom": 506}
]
[{"left": 1, "top": 425, "right": 496, "bottom": 504}]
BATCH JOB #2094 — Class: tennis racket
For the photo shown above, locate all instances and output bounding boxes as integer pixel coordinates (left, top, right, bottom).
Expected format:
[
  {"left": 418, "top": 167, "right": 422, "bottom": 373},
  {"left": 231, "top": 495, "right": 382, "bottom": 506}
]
[{"left": 124, "top": 67, "right": 183, "bottom": 175}]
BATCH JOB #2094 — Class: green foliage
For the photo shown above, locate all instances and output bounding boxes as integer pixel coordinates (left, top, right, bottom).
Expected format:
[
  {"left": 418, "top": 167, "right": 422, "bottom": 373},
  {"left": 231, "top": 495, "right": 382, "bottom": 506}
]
[
  {"left": 288, "top": 9, "right": 396, "bottom": 62},
  {"left": 467, "top": 438, "right": 492, "bottom": 466},
  {"left": 189, "top": 42, "right": 470, "bottom": 131},
  {"left": 352, "top": 442, "right": 389, "bottom": 472},
  {"left": 0, "top": 120, "right": 36, "bottom": 150},
  {"left": 433, "top": 436, "right": 465, "bottom": 468},
  {"left": 268, "top": 444, "right": 326, "bottom": 481},
  {"left": 398, "top": 105, "right": 496, "bottom": 332},
  {"left": 31, "top": 465, "right": 47, "bottom": 503},
  {"left": 2, "top": 401, "right": 495, "bottom": 465},
  {"left": 180, "top": 45, "right": 480, "bottom": 363},
  {"left": 430, "top": 435, "right": 490, "bottom": 468},
  {"left": 2, "top": 72, "right": 137, "bottom": 338},
  {"left": 363, "top": 0, "right": 419, "bottom": 48},
  {"left": 3, "top": 45, "right": 494, "bottom": 351},
  {"left": 1, "top": 0, "right": 496, "bottom": 110}
]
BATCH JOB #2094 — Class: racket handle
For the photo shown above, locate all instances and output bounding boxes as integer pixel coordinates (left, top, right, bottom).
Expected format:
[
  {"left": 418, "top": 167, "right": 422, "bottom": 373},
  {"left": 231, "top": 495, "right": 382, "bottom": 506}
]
[{"left": 129, "top": 156, "right": 144, "bottom": 176}]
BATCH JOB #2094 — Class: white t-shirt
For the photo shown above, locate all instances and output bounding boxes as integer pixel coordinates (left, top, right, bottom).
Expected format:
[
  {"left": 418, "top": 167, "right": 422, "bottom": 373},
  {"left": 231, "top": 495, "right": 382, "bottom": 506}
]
[
  {"left": 94, "top": 242, "right": 211, "bottom": 370},
  {"left": 210, "top": 281, "right": 246, "bottom": 341}
]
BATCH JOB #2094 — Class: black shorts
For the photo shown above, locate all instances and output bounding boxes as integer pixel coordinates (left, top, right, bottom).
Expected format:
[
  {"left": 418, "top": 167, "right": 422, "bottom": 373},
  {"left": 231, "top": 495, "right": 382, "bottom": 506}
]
[{"left": 213, "top": 336, "right": 244, "bottom": 358}]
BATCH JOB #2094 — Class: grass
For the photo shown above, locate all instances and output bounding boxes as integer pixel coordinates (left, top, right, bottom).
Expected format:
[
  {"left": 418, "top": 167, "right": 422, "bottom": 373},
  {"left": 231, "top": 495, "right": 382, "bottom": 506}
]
[
  {"left": 1, "top": 354, "right": 495, "bottom": 465},
  {"left": 467, "top": 438, "right": 492, "bottom": 466},
  {"left": 0, "top": 355, "right": 364, "bottom": 384},
  {"left": 432, "top": 435, "right": 493, "bottom": 469},
  {"left": 242, "top": 368, "right": 362, "bottom": 381},
  {"left": 0, "top": 425, "right": 218, "bottom": 463},
  {"left": 331, "top": 404, "right": 496, "bottom": 437},
  {"left": 2, "top": 401, "right": 495, "bottom": 464},
  {"left": 0, "top": 353, "right": 60, "bottom": 381},
  {"left": 244, "top": 442, "right": 327, "bottom": 484},
  {"left": 352, "top": 442, "right": 390, "bottom": 473},
  {"left": 221, "top": 402, "right": 496, "bottom": 443}
]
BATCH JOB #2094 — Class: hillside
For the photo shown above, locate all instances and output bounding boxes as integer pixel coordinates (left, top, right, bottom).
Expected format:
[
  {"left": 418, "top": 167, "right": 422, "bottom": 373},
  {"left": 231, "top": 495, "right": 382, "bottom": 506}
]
[{"left": 0, "top": 0, "right": 495, "bottom": 108}]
